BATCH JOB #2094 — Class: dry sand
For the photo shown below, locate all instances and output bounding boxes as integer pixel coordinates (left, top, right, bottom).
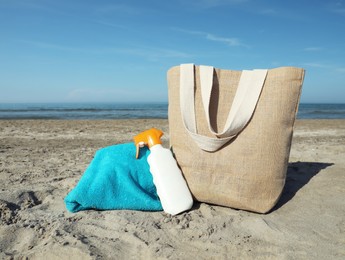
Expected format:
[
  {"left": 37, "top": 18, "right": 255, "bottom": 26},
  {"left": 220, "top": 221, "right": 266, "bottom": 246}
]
[{"left": 0, "top": 119, "right": 344, "bottom": 259}]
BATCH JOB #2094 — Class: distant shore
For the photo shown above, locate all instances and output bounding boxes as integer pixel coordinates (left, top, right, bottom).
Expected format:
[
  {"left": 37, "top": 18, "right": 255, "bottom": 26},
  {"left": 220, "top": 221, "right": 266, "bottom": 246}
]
[
  {"left": 1, "top": 119, "right": 344, "bottom": 259},
  {"left": 1, "top": 103, "right": 345, "bottom": 120}
]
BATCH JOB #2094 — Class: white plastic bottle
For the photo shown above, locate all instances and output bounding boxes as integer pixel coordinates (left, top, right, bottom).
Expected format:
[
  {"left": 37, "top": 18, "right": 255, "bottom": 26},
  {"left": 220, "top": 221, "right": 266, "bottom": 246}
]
[{"left": 134, "top": 128, "right": 193, "bottom": 215}]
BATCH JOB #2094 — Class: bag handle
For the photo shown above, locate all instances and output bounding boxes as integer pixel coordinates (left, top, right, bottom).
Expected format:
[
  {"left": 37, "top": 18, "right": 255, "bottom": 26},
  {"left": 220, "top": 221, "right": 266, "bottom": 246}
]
[{"left": 180, "top": 64, "right": 267, "bottom": 152}]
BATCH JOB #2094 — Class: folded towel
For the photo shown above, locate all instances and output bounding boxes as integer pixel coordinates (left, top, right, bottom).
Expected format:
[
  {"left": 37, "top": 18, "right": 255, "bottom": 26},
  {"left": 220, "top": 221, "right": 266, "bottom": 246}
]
[{"left": 64, "top": 142, "right": 162, "bottom": 213}]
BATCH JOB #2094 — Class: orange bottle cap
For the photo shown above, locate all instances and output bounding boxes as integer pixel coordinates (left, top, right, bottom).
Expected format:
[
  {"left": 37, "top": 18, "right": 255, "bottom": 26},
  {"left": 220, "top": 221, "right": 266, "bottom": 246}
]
[{"left": 133, "top": 128, "right": 163, "bottom": 159}]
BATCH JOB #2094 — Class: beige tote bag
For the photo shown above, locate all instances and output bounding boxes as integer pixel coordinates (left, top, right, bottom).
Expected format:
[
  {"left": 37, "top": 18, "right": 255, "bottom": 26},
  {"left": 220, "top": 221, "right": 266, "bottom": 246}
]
[{"left": 167, "top": 64, "right": 305, "bottom": 213}]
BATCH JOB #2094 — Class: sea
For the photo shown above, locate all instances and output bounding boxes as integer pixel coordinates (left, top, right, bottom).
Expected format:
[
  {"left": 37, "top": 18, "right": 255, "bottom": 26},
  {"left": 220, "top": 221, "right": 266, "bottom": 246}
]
[{"left": 0, "top": 102, "right": 344, "bottom": 120}]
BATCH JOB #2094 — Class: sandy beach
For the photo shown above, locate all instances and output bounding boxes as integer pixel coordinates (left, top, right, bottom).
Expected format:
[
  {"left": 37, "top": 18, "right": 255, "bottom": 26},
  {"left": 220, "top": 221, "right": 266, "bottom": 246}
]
[{"left": 0, "top": 119, "right": 344, "bottom": 259}]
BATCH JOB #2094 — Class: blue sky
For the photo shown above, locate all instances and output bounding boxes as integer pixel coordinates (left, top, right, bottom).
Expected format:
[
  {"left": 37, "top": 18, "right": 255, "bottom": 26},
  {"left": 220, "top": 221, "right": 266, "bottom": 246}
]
[{"left": 0, "top": 0, "right": 344, "bottom": 103}]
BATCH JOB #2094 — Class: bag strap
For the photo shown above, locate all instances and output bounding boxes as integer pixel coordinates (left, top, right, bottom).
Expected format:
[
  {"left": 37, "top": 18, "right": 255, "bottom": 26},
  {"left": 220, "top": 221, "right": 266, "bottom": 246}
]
[{"left": 180, "top": 63, "right": 267, "bottom": 152}]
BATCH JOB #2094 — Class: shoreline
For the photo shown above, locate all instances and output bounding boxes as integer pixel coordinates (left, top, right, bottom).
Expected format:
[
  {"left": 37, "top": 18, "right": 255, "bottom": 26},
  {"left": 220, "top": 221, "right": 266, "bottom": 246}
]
[
  {"left": 1, "top": 119, "right": 344, "bottom": 259},
  {"left": 1, "top": 103, "right": 345, "bottom": 121}
]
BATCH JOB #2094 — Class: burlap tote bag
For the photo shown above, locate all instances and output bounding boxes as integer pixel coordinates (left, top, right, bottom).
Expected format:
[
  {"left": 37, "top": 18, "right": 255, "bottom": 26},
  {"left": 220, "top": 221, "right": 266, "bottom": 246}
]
[{"left": 167, "top": 64, "right": 305, "bottom": 213}]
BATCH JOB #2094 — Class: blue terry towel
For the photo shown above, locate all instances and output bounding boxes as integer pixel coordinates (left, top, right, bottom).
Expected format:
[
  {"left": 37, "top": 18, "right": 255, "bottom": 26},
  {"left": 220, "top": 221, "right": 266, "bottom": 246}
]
[{"left": 64, "top": 142, "right": 163, "bottom": 213}]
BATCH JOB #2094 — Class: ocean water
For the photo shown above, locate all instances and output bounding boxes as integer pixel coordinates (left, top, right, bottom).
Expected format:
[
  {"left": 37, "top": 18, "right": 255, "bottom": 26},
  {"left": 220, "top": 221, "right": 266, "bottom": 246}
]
[
  {"left": 0, "top": 103, "right": 168, "bottom": 120},
  {"left": 0, "top": 102, "right": 344, "bottom": 120},
  {"left": 297, "top": 103, "right": 345, "bottom": 119}
]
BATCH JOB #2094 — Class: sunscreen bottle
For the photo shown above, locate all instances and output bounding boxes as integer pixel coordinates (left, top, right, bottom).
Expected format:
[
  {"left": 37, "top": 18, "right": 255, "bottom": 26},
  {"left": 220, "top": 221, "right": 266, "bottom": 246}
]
[{"left": 134, "top": 128, "right": 193, "bottom": 215}]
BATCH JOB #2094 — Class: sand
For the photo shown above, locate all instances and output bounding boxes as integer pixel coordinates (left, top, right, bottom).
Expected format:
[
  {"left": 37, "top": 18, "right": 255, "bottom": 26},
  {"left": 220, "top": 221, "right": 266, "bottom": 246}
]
[{"left": 0, "top": 119, "right": 344, "bottom": 259}]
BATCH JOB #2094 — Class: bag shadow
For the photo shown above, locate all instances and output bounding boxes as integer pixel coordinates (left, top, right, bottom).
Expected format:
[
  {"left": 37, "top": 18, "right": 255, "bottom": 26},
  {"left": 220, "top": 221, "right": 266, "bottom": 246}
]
[{"left": 272, "top": 161, "right": 334, "bottom": 212}]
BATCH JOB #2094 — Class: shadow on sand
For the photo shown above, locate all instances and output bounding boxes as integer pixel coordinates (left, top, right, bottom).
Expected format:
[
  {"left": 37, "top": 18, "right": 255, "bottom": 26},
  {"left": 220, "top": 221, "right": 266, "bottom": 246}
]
[{"left": 272, "top": 161, "right": 334, "bottom": 211}]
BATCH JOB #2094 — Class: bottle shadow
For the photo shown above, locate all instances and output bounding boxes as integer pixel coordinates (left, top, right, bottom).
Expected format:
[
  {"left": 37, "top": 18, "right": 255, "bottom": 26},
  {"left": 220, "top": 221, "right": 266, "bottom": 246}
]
[{"left": 272, "top": 161, "right": 334, "bottom": 211}]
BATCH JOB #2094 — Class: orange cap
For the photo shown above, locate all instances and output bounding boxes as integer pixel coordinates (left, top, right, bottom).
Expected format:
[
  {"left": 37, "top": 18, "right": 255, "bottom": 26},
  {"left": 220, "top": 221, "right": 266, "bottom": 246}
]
[{"left": 133, "top": 128, "right": 163, "bottom": 159}]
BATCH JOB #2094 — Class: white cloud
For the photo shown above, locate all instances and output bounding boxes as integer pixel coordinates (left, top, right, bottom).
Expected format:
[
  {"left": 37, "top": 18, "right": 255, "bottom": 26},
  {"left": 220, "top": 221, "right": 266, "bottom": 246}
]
[
  {"left": 21, "top": 40, "right": 191, "bottom": 60},
  {"left": 179, "top": 0, "right": 248, "bottom": 8},
  {"left": 336, "top": 67, "right": 345, "bottom": 73},
  {"left": 173, "top": 28, "right": 245, "bottom": 47},
  {"left": 258, "top": 8, "right": 277, "bottom": 15},
  {"left": 206, "top": 34, "right": 241, "bottom": 46},
  {"left": 302, "top": 63, "right": 345, "bottom": 74},
  {"left": 20, "top": 40, "right": 103, "bottom": 54},
  {"left": 118, "top": 47, "right": 191, "bottom": 59},
  {"left": 302, "top": 62, "right": 329, "bottom": 68},
  {"left": 22, "top": 40, "right": 86, "bottom": 52},
  {"left": 329, "top": 1, "right": 345, "bottom": 15},
  {"left": 96, "top": 4, "right": 143, "bottom": 15},
  {"left": 65, "top": 87, "right": 166, "bottom": 102},
  {"left": 304, "top": 47, "right": 323, "bottom": 52},
  {"left": 94, "top": 20, "right": 128, "bottom": 30},
  {"left": 333, "top": 8, "right": 345, "bottom": 14}
]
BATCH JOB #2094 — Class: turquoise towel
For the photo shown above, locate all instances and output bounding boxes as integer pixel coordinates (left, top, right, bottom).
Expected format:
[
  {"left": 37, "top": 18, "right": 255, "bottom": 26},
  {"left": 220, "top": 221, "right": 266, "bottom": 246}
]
[{"left": 64, "top": 142, "right": 162, "bottom": 213}]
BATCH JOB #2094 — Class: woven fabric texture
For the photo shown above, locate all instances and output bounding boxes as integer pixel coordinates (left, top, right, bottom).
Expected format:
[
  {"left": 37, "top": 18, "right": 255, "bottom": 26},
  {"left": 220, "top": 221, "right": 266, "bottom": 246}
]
[{"left": 167, "top": 65, "right": 305, "bottom": 213}]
